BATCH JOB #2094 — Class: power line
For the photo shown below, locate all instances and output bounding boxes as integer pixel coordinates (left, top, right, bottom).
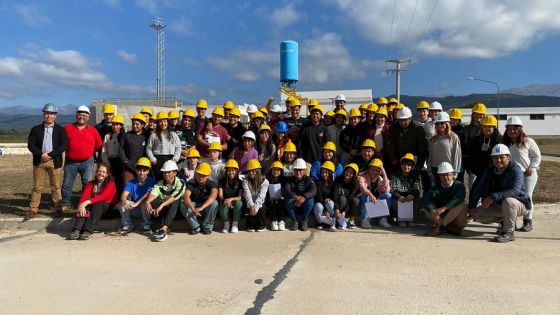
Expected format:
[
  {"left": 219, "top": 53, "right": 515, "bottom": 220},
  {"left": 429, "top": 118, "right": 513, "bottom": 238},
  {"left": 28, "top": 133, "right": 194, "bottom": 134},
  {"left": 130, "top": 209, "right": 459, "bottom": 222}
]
[
  {"left": 410, "top": 0, "right": 439, "bottom": 58},
  {"left": 402, "top": 0, "right": 420, "bottom": 55},
  {"left": 385, "top": 0, "right": 397, "bottom": 71}
]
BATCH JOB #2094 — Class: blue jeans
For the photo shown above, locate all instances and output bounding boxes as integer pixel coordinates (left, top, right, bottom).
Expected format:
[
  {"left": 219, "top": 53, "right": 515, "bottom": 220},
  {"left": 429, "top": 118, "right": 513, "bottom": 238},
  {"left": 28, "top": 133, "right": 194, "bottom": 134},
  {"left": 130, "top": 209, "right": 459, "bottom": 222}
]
[
  {"left": 181, "top": 200, "right": 219, "bottom": 231},
  {"left": 285, "top": 198, "right": 314, "bottom": 221},
  {"left": 118, "top": 202, "right": 152, "bottom": 230},
  {"left": 360, "top": 192, "right": 392, "bottom": 220},
  {"left": 313, "top": 200, "right": 335, "bottom": 225},
  {"left": 62, "top": 157, "right": 94, "bottom": 206}
]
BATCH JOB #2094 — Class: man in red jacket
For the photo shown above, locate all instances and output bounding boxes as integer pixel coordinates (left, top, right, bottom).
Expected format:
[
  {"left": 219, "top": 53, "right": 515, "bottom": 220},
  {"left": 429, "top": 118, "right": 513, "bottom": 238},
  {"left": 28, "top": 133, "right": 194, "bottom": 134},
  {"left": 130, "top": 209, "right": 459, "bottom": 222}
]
[{"left": 61, "top": 105, "right": 102, "bottom": 211}]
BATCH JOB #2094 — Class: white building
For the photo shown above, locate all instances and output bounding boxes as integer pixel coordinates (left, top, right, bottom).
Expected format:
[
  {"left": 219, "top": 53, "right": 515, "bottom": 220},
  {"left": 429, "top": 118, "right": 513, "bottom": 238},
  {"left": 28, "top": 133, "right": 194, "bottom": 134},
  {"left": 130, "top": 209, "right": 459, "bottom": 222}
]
[
  {"left": 459, "top": 107, "right": 560, "bottom": 136},
  {"left": 280, "top": 89, "right": 373, "bottom": 113}
]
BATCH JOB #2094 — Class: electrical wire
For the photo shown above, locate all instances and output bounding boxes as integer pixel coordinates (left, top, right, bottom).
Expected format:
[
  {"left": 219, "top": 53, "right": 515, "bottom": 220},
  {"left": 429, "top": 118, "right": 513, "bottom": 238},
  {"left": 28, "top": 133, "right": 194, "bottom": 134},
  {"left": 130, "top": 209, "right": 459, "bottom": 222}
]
[
  {"left": 385, "top": 0, "right": 398, "bottom": 75},
  {"left": 410, "top": 0, "right": 439, "bottom": 58},
  {"left": 402, "top": 0, "right": 420, "bottom": 55}
]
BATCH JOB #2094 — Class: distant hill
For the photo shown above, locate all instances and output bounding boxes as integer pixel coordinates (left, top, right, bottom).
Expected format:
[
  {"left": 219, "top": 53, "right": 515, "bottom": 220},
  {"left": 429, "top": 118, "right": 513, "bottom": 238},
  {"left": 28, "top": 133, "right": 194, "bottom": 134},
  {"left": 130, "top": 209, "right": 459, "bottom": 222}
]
[
  {"left": 503, "top": 84, "right": 560, "bottom": 97},
  {"left": 397, "top": 93, "right": 560, "bottom": 109},
  {"left": 0, "top": 115, "right": 75, "bottom": 131}
]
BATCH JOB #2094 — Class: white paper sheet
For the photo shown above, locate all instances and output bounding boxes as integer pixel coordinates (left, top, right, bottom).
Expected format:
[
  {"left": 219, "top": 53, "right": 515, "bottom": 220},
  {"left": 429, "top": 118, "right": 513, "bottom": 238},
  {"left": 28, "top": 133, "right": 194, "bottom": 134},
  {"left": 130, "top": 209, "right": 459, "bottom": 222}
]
[
  {"left": 397, "top": 201, "right": 414, "bottom": 221},
  {"left": 207, "top": 136, "right": 221, "bottom": 145},
  {"left": 268, "top": 183, "right": 282, "bottom": 199},
  {"left": 365, "top": 199, "right": 389, "bottom": 218}
]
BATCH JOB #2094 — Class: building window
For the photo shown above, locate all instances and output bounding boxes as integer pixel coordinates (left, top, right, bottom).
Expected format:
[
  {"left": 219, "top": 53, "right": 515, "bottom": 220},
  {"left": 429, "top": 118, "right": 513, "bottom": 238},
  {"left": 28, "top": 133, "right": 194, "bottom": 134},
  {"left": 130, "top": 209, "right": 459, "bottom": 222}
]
[
  {"left": 497, "top": 114, "right": 508, "bottom": 120},
  {"left": 529, "top": 114, "right": 545, "bottom": 120}
]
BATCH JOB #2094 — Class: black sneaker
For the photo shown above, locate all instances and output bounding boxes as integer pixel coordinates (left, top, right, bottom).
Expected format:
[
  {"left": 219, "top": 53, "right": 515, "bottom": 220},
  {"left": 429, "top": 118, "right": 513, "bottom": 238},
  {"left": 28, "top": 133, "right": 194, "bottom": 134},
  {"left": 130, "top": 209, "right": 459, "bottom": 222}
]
[
  {"left": 201, "top": 229, "right": 212, "bottom": 235},
  {"left": 188, "top": 227, "right": 200, "bottom": 235},
  {"left": 141, "top": 227, "right": 152, "bottom": 235},
  {"left": 300, "top": 220, "right": 308, "bottom": 231},
  {"left": 519, "top": 219, "right": 532, "bottom": 232},
  {"left": 69, "top": 229, "right": 80, "bottom": 240},
  {"left": 290, "top": 220, "right": 299, "bottom": 231},
  {"left": 78, "top": 231, "right": 92, "bottom": 240},
  {"left": 493, "top": 232, "right": 515, "bottom": 243},
  {"left": 153, "top": 229, "right": 167, "bottom": 241}
]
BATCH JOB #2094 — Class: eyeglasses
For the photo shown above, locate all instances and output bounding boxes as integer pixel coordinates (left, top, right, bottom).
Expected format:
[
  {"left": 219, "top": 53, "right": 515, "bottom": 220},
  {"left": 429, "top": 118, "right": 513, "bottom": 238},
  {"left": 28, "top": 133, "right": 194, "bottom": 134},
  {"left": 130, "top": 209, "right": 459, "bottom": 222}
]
[{"left": 76, "top": 113, "right": 89, "bottom": 118}]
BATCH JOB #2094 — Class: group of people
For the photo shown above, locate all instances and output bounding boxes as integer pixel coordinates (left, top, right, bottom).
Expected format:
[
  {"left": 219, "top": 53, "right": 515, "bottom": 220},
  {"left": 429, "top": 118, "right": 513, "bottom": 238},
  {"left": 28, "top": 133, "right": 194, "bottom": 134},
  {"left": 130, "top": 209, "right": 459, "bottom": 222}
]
[{"left": 27, "top": 95, "right": 542, "bottom": 243}]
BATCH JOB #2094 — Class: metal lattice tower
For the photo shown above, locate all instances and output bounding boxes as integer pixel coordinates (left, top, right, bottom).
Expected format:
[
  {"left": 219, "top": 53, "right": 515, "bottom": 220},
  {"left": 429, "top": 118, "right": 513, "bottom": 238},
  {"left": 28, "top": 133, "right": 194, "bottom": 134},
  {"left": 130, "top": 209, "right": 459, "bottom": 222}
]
[{"left": 150, "top": 18, "right": 166, "bottom": 100}]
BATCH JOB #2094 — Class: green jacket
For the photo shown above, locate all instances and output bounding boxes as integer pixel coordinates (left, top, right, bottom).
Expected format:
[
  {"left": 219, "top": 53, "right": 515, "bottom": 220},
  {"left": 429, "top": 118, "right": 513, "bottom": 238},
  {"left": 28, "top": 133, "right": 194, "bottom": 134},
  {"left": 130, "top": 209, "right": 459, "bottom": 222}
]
[{"left": 421, "top": 180, "right": 465, "bottom": 213}]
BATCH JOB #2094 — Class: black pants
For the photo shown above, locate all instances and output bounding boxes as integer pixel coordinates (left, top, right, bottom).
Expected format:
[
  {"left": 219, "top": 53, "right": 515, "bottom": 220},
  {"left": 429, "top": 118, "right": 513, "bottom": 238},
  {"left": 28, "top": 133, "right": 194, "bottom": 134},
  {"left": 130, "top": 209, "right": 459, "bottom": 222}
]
[
  {"left": 246, "top": 207, "right": 266, "bottom": 230},
  {"left": 264, "top": 199, "right": 285, "bottom": 222},
  {"left": 108, "top": 157, "right": 124, "bottom": 196},
  {"left": 337, "top": 196, "right": 360, "bottom": 217},
  {"left": 420, "top": 168, "right": 432, "bottom": 192},
  {"left": 149, "top": 198, "right": 180, "bottom": 229},
  {"left": 73, "top": 202, "right": 111, "bottom": 233},
  {"left": 153, "top": 155, "right": 174, "bottom": 181}
]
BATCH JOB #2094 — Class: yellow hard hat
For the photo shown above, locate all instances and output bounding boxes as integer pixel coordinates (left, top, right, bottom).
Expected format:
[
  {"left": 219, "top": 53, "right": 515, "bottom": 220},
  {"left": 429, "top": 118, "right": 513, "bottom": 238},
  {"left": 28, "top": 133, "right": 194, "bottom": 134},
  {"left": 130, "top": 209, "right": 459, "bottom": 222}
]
[
  {"left": 156, "top": 112, "right": 169, "bottom": 120},
  {"left": 349, "top": 108, "right": 362, "bottom": 118},
  {"left": 135, "top": 157, "right": 151, "bottom": 169},
  {"left": 359, "top": 103, "right": 369, "bottom": 110},
  {"left": 417, "top": 101, "right": 430, "bottom": 110},
  {"left": 325, "top": 110, "right": 335, "bottom": 118},
  {"left": 196, "top": 99, "right": 208, "bottom": 109},
  {"left": 308, "top": 99, "right": 319, "bottom": 106},
  {"left": 103, "top": 103, "right": 115, "bottom": 114},
  {"left": 323, "top": 141, "right": 337, "bottom": 153},
  {"left": 388, "top": 98, "right": 398, "bottom": 104},
  {"left": 223, "top": 100, "right": 235, "bottom": 109},
  {"left": 112, "top": 114, "right": 124, "bottom": 125},
  {"left": 388, "top": 105, "right": 396, "bottom": 112},
  {"left": 259, "top": 123, "right": 271, "bottom": 133},
  {"left": 140, "top": 106, "right": 153, "bottom": 116},
  {"left": 252, "top": 111, "right": 265, "bottom": 119},
  {"left": 482, "top": 115, "right": 497, "bottom": 127},
  {"left": 229, "top": 107, "right": 241, "bottom": 117},
  {"left": 321, "top": 161, "right": 335, "bottom": 173},
  {"left": 168, "top": 109, "right": 180, "bottom": 119},
  {"left": 270, "top": 161, "right": 283, "bottom": 170},
  {"left": 378, "top": 97, "right": 389, "bottom": 105},
  {"left": 376, "top": 108, "right": 388, "bottom": 117},
  {"left": 225, "top": 159, "right": 239, "bottom": 169},
  {"left": 369, "top": 158, "right": 383, "bottom": 169},
  {"left": 362, "top": 139, "right": 376, "bottom": 149},
  {"left": 260, "top": 107, "right": 268, "bottom": 115},
  {"left": 196, "top": 162, "right": 212, "bottom": 176},
  {"left": 246, "top": 159, "right": 262, "bottom": 171},
  {"left": 396, "top": 103, "right": 405, "bottom": 110},
  {"left": 310, "top": 104, "right": 324, "bottom": 114},
  {"left": 131, "top": 113, "right": 147, "bottom": 124},
  {"left": 368, "top": 103, "right": 379, "bottom": 112},
  {"left": 335, "top": 108, "right": 347, "bottom": 117},
  {"left": 212, "top": 107, "right": 224, "bottom": 117},
  {"left": 472, "top": 103, "right": 487, "bottom": 114},
  {"left": 449, "top": 108, "right": 463, "bottom": 120},
  {"left": 186, "top": 148, "right": 201, "bottom": 158},
  {"left": 344, "top": 163, "right": 359, "bottom": 175},
  {"left": 208, "top": 142, "right": 222, "bottom": 152},
  {"left": 287, "top": 95, "right": 297, "bottom": 103},
  {"left": 283, "top": 140, "right": 297, "bottom": 153},
  {"left": 289, "top": 98, "right": 302, "bottom": 107},
  {"left": 182, "top": 108, "right": 196, "bottom": 118},
  {"left": 400, "top": 153, "right": 416, "bottom": 164}
]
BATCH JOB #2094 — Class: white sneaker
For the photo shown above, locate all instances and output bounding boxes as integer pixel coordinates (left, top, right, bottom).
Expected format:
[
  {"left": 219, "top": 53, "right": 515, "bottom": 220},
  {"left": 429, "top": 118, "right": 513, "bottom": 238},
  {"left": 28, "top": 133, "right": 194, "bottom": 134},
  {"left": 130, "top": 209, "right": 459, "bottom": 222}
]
[
  {"left": 222, "top": 221, "right": 230, "bottom": 233},
  {"left": 278, "top": 220, "right": 286, "bottom": 231},
  {"left": 231, "top": 221, "right": 239, "bottom": 233},
  {"left": 329, "top": 225, "right": 336, "bottom": 231},
  {"left": 256, "top": 227, "right": 266, "bottom": 232},
  {"left": 271, "top": 220, "right": 279, "bottom": 231},
  {"left": 247, "top": 228, "right": 255, "bottom": 232}
]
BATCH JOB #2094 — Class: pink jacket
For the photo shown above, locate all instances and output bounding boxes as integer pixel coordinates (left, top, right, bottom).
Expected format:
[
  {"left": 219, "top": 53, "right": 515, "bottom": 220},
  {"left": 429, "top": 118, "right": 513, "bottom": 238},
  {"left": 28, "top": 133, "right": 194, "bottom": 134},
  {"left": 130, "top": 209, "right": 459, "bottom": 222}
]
[{"left": 358, "top": 172, "right": 390, "bottom": 197}]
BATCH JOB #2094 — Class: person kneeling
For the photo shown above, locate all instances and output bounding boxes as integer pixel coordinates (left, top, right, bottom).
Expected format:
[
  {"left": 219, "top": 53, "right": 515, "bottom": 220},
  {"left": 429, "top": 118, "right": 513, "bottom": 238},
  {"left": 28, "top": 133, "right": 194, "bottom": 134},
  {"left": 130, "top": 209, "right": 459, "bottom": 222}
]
[
  {"left": 144, "top": 160, "right": 185, "bottom": 241},
  {"left": 468, "top": 144, "right": 531, "bottom": 243},
  {"left": 182, "top": 162, "right": 219, "bottom": 235},
  {"left": 242, "top": 159, "right": 269, "bottom": 232},
  {"left": 421, "top": 162, "right": 467, "bottom": 237}
]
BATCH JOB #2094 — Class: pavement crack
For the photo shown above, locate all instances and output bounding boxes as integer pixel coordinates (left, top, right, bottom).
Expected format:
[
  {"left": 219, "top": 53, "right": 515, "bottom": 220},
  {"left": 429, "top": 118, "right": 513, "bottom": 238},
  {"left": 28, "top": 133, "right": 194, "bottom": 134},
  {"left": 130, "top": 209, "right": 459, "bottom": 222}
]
[{"left": 244, "top": 231, "right": 315, "bottom": 315}]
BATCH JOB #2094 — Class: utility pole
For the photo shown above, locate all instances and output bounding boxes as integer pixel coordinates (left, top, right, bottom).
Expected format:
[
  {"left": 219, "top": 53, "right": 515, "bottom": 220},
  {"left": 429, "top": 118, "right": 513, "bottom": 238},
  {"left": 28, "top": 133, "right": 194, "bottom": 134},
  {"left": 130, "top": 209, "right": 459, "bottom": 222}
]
[
  {"left": 386, "top": 59, "right": 410, "bottom": 103},
  {"left": 150, "top": 18, "right": 166, "bottom": 101}
]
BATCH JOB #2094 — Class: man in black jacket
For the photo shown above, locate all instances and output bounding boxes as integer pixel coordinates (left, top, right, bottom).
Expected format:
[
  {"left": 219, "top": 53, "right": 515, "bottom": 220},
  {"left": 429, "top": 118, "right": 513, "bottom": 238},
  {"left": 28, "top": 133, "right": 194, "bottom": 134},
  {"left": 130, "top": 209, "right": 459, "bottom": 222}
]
[{"left": 26, "top": 103, "right": 68, "bottom": 220}]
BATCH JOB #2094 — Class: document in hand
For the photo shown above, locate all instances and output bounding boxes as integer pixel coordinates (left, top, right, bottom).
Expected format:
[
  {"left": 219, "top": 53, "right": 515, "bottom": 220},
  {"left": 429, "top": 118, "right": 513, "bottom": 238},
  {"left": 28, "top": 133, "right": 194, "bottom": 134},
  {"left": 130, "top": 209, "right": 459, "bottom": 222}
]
[
  {"left": 397, "top": 201, "right": 414, "bottom": 221},
  {"left": 268, "top": 183, "right": 282, "bottom": 199},
  {"left": 365, "top": 199, "right": 389, "bottom": 218}
]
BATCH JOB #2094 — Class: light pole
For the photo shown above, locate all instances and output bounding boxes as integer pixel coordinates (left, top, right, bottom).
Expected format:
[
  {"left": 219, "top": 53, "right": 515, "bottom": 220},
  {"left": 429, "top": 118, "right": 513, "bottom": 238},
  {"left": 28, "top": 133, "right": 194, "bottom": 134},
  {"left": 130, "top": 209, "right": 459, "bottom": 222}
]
[{"left": 467, "top": 76, "right": 500, "bottom": 127}]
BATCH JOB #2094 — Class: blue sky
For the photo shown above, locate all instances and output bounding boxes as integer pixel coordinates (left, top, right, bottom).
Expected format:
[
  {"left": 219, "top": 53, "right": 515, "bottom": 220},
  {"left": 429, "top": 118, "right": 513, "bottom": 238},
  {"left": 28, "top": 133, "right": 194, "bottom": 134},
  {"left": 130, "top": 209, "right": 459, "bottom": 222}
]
[{"left": 1, "top": 0, "right": 560, "bottom": 108}]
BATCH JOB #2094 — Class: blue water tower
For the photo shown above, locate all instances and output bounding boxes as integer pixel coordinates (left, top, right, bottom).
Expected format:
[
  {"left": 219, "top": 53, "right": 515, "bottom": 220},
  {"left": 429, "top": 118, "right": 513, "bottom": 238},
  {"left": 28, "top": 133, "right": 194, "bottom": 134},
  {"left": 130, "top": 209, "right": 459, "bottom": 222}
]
[{"left": 280, "top": 40, "right": 298, "bottom": 87}]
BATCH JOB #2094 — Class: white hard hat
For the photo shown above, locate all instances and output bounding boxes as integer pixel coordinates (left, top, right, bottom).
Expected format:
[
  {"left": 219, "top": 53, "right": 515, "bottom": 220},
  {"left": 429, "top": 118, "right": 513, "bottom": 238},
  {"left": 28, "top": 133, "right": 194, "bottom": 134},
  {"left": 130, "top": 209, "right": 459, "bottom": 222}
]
[
  {"left": 293, "top": 158, "right": 307, "bottom": 170},
  {"left": 491, "top": 144, "right": 511, "bottom": 156},
  {"left": 435, "top": 112, "right": 450, "bottom": 123},
  {"left": 76, "top": 105, "right": 90, "bottom": 114},
  {"left": 247, "top": 104, "right": 258, "bottom": 114},
  {"left": 242, "top": 131, "right": 256, "bottom": 141},
  {"left": 270, "top": 104, "right": 282, "bottom": 113},
  {"left": 396, "top": 107, "right": 413, "bottom": 119},
  {"left": 506, "top": 116, "right": 523, "bottom": 127},
  {"left": 160, "top": 160, "right": 178, "bottom": 172},
  {"left": 437, "top": 162, "right": 455, "bottom": 174},
  {"left": 334, "top": 94, "right": 346, "bottom": 102},
  {"left": 429, "top": 101, "right": 443, "bottom": 111}
]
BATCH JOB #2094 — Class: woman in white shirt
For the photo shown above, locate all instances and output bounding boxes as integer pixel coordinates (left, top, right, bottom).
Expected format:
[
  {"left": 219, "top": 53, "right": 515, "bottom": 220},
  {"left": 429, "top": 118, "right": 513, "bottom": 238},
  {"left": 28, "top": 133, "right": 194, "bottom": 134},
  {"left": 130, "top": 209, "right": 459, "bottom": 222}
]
[{"left": 501, "top": 116, "right": 541, "bottom": 232}]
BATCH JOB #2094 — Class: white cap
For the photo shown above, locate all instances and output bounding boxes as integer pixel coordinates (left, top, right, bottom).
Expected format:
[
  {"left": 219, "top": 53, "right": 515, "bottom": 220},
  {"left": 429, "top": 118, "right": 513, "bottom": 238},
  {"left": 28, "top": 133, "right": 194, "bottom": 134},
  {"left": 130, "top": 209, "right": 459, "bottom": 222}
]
[
  {"left": 334, "top": 94, "right": 346, "bottom": 102},
  {"left": 242, "top": 131, "right": 256, "bottom": 141},
  {"left": 76, "top": 105, "right": 90, "bottom": 114},
  {"left": 435, "top": 112, "right": 450, "bottom": 123},
  {"left": 506, "top": 116, "right": 523, "bottom": 127},
  {"left": 429, "top": 101, "right": 443, "bottom": 111},
  {"left": 270, "top": 104, "right": 282, "bottom": 113},
  {"left": 247, "top": 104, "right": 258, "bottom": 114},
  {"left": 160, "top": 160, "right": 178, "bottom": 172},
  {"left": 396, "top": 107, "right": 413, "bottom": 119},
  {"left": 293, "top": 158, "right": 307, "bottom": 170},
  {"left": 437, "top": 162, "right": 454, "bottom": 174},
  {"left": 491, "top": 144, "right": 511, "bottom": 156}
]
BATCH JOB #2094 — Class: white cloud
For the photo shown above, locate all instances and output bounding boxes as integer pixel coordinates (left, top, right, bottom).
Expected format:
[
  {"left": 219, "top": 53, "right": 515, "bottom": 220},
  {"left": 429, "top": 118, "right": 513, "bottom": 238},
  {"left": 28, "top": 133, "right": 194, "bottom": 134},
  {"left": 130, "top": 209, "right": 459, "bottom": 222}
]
[
  {"left": 208, "top": 88, "right": 217, "bottom": 98},
  {"left": 117, "top": 50, "right": 138, "bottom": 64},
  {"left": 169, "top": 17, "right": 193, "bottom": 36},
  {"left": 206, "top": 50, "right": 277, "bottom": 83},
  {"left": 136, "top": 0, "right": 158, "bottom": 15},
  {"left": 103, "top": 0, "right": 122, "bottom": 8},
  {"left": 14, "top": 4, "right": 51, "bottom": 27},
  {"left": 331, "top": 0, "right": 560, "bottom": 58},
  {"left": 270, "top": 3, "right": 300, "bottom": 30}
]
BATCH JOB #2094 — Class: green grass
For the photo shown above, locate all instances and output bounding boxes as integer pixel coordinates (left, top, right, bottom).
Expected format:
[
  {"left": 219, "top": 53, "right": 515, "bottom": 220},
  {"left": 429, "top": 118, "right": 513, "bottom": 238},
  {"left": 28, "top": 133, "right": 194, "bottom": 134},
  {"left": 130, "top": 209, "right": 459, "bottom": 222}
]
[{"left": 0, "top": 133, "right": 28, "bottom": 143}]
